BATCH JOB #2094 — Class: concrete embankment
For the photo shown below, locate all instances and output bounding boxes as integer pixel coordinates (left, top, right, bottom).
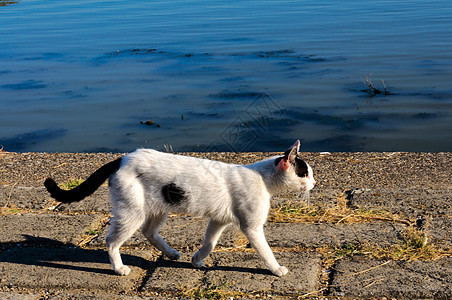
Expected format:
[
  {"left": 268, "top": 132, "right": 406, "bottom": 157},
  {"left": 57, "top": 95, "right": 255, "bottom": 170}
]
[{"left": 0, "top": 151, "right": 451, "bottom": 299}]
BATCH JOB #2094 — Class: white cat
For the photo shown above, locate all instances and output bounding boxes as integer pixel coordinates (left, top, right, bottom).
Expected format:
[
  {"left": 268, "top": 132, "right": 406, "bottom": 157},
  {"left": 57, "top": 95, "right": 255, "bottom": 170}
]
[{"left": 44, "top": 140, "right": 315, "bottom": 276}]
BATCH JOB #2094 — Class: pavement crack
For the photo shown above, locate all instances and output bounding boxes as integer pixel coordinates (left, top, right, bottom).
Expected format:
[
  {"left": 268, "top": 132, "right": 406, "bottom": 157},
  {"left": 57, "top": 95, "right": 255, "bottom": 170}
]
[
  {"left": 324, "top": 263, "right": 337, "bottom": 296},
  {"left": 135, "top": 254, "right": 164, "bottom": 293}
]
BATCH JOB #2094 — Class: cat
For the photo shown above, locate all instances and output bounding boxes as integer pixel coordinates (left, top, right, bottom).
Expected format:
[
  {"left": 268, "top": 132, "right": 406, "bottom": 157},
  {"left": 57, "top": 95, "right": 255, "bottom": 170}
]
[{"left": 44, "top": 140, "right": 315, "bottom": 276}]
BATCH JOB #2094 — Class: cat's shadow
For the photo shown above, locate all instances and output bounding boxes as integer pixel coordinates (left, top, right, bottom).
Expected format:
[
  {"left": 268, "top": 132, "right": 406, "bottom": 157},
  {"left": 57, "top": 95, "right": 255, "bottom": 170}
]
[
  {"left": 0, "top": 235, "right": 270, "bottom": 276},
  {"left": 160, "top": 257, "right": 272, "bottom": 276}
]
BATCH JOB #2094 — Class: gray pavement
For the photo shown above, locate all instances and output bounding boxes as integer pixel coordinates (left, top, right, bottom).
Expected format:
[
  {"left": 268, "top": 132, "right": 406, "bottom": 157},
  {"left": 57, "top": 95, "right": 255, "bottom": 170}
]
[{"left": 0, "top": 152, "right": 451, "bottom": 299}]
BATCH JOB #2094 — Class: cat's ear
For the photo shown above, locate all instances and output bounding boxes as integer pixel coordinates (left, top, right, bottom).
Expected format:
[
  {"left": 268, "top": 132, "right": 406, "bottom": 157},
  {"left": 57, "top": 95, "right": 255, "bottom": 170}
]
[
  {"left": 276, "top": 140, "right": 300, "bottom": 171},
  {"left": 289, "top": 140, "right": 300, "bottom": 154}
]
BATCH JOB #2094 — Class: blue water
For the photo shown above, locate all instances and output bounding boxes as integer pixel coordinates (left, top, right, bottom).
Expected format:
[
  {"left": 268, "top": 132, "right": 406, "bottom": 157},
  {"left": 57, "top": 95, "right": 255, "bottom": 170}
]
[{"left": 1, "top": 0, "right": 451, "bottom": 152}]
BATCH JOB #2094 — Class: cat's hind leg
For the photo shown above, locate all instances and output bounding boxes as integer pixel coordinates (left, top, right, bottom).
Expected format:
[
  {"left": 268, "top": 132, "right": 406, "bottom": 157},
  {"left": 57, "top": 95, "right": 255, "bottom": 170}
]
[
  {"left": 192, "top": 220, "right": 229, "bottom": 268},
  {"left": 106, "top": 210, "right": 145, "bottom": 276},
  {"left": 141, "top": 213, "right": 181, "bottom": 260},
  {"left": 106, "top": 179, "right": 146, "bottom": 276}
]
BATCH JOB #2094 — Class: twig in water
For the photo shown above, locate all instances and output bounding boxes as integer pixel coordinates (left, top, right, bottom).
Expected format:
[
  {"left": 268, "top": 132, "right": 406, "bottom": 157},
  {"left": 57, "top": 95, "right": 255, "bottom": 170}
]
[{"left": 361, "top": 73, "right": 391, "bottom": 97}]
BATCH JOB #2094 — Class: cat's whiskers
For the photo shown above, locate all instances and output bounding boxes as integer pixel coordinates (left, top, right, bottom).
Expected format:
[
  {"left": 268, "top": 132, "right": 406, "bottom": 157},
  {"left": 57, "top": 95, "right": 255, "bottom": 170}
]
[{"left": 298, "top": 189, "right": 310, "bottom": 206}]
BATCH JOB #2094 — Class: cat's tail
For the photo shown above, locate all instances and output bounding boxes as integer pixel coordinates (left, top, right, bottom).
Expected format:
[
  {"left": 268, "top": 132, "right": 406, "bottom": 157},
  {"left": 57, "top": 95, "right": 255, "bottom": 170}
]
[{"left": 44, "top": 157, "right": 122, "bottom": 203}]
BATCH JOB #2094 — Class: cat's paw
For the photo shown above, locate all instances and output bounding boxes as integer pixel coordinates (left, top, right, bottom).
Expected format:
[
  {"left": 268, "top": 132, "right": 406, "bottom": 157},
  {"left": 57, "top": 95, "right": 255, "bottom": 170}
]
[
  {"left": 192, "top": 259, "right": 203, "bottom": 268},
  {"left": 272, "top": 266, "right": 289, "bottom": 277},
  {"left": 114, "top": 265, "right": 131, "bottom": 276},
  {"left": 167, "top": 250, "right": 181, "bottom": 260},
  {"left": 191, "top": 255, "right": 203, "bottom": 268}
]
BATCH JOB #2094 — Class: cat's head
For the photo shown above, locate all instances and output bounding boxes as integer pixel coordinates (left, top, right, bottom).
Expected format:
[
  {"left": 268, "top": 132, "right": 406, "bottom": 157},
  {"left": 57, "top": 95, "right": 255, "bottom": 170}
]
[{"left": 274, "top": 140, "right": 316, "bottom": 191}]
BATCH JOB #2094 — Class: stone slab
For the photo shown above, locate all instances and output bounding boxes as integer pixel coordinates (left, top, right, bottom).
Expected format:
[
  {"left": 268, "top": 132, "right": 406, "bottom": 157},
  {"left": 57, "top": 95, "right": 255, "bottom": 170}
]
[
  {"left": 204, "top": 252, "right": 321, "bottom": 295},
  {"left": 44, "top": 294, "right": 158, "bottom": 300},
  {"left": 142, "top": 251, "right": 321, "bottom": 296},
  {"left": 426, "top": 217, "right": 452, "bottom": 248},
  {"left": 331, "top": 256, "right": 452, "bottom": 299},
  {"left": 143, "top": 253, "right": 206, "bottom": 293},
  {"left": 0, "top": 247, "right": 156, "bottom": 291},
  {"left": 0, "top": 186, "right": 56, "bottom": 211},
  {"left": 0, "top": 214, "right": 103, "bottom": 246},
  {"left": 265, "top": 222, "right": 405, "bottom": 248},
  {"left": 0, "top": 293, "right": 156, "bottom": 300}
]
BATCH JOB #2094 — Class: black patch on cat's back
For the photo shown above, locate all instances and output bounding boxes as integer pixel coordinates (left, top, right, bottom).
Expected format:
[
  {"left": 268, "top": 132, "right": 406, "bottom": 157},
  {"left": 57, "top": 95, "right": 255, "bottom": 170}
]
[{"left": 162, "top": 183, "right": 187, "bottom": 205}]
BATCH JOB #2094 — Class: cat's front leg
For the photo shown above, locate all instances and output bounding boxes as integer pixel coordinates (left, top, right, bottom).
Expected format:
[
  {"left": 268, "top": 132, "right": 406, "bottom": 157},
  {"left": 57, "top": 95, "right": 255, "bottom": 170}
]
[
  {"left": 242, "top": 226, "right": 289, "bottom": 277},
  {"left": 192, "top": 220, "right": 229, "bottom": 268}
]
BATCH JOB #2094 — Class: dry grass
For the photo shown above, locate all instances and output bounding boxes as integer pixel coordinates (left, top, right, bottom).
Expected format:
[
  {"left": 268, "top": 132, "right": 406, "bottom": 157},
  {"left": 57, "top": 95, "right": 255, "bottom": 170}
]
[
  {"left": 77, "top": 216, "right": 110, "bottom": 248},
  {"left": 370, "top": 225, "right": 449, "bottom": 262},
  {"left": 0, "top": 205, "right": 23, "bottom": 216},
  {"left": 317, "top": 224, "right": 450, "bottom": 268},
  {"left": 269, "top": 191, "right": 450, "bottom": 266},
  {"left": 0, "top": 181, "right": 20, "bottom": 216},
  {"left": 180, "top": 282, "right": 242, "bottom": 300},
  {"left": 179, "top": 282, "right": 315, "bottom": 299},
  {"left": 268, "top": 192, "right": 411, "bottom": 225}
]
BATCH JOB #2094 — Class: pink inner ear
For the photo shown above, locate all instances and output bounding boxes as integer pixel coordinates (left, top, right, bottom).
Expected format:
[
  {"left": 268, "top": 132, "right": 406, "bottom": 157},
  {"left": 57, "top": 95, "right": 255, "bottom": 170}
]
[{"left": 277, "top": 158, "right": 290, "bottom": 171}]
